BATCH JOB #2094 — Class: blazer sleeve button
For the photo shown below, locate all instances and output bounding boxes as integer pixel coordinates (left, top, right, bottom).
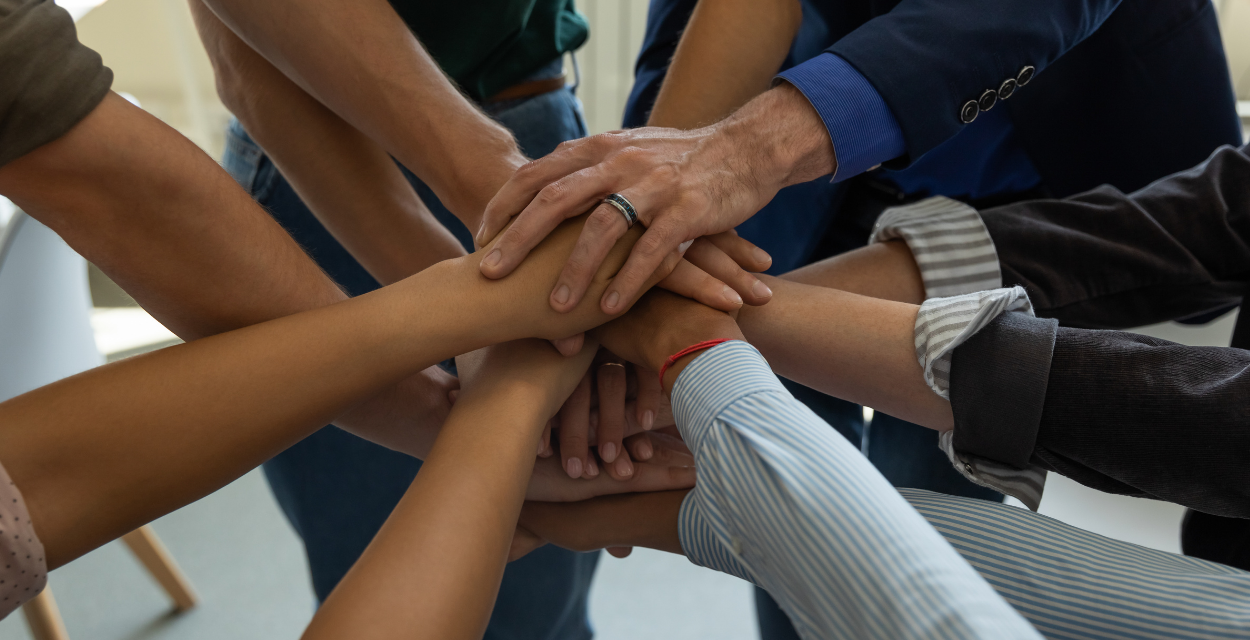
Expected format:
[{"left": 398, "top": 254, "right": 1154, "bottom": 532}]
[
  {"left": 998, "top": 77, "right": 1018, "bottom": 100},
  {"left": 1016, "top": 65, "right": 1036, "bottom": 86},
  {"left": 978, "top": 88, "right": 998, "bottom": 112},
  {"left": 960, "top": 99, "right": 980, "bottom": 124}
]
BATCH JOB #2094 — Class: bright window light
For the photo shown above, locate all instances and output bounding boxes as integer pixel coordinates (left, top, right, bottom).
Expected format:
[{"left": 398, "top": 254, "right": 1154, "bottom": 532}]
[{"left": 54, "top": 0, "right": 109, "bottom": 22}]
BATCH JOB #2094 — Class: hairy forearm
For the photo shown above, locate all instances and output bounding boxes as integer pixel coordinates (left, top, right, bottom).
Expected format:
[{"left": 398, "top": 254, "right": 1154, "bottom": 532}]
[
  {"left": 710, "top": 82, "right": 837, "bottom": 194},
  {"left": 308, "top": 340, "right": 595, "bottom": 639},
  {"left": 192, "top": 0, "right": 465, "bottom": 284},
  {"left": 649, "top": 0, "right": 801, "bottom": 129},
  {"left": 202, "top": 0, "right": 524, "bottom": 227},
  {"left": 0, "top": 93, "right": 345, "bottom": 340},
  {"left": 737, "top": 277, "right": 952, "bottom": 429}
]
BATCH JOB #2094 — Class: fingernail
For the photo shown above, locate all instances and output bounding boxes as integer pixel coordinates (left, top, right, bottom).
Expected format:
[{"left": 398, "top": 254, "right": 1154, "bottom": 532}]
[
  {"left": 553, "top": 284, "right": 571, "bottom": 306},
  {"left": 601, "top": 442, "right": 618, "bottom": 463},
  {"left": 483, "top": 249, "right": 502, "bottom": 269},
  {"left": 637, "top": 439, "right": 654, "bottom": 460},
  {"left": 752, "top": 279, "right": 773, "bottom": 299},
  {"left": 448, "top": 389, "right": 459, "bottom": 403},
  {"left": 723, "top": 285, "right": 743, "bottom": 306},
  {"left": 586, "top": 458, "right": 600, "bottom": 477},
  {"left": 753, "top": 247, "right": 772, "bottom": 265},
  {"left": 678, "top": 239, "right": 693, "bottom": 254},
  {"left": 642, "top": 410, "right": 655, "bottom": 431},
  {"left": 566, "top": 457, "right": 582, "bottom": 479},
  {"left": 615, "top": 456, "right": 634, "bottom": 478},
  {"left": 604, "top": 290, "right": 621, "bottom": 312},
  {"left": 539, "top": 439, "right": 546, "bottom": 456}
]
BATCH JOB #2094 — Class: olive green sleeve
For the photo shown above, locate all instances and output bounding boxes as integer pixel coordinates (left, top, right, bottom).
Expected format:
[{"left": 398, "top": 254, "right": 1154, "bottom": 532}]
[{"left": 0, "top": 0, "right": 112, "bottom": 168}]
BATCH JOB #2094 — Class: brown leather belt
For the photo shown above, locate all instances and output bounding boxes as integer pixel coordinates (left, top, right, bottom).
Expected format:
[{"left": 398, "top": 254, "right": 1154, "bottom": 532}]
[{"left": 485, "top": 74, "right": 568, "bottom": 103}]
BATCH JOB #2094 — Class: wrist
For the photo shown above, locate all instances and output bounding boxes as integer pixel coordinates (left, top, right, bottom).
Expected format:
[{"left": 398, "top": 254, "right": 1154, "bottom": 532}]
[{"left": 717, "top": 83, "right": 836, "bottom": 190}]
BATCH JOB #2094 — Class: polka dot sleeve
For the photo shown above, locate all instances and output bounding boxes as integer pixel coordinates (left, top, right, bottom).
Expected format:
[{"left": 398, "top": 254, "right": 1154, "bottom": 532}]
[{"left": 0, "top": 462, "right": 46, "bottom": 620}]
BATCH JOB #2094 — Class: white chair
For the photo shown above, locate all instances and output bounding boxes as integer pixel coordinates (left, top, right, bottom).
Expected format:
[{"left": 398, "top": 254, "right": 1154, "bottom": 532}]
[{"left": 0, "top": 212, "right": 197, "bottom": 640}]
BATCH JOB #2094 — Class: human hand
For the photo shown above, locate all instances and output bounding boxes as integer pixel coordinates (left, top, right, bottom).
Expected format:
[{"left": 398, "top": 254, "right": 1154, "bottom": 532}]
[
  {"left": 553, "top": 352, "right": 674, "bottom": 480},
  {"left": 509, "top": 489, "right": 690, "bottom": 561},
  {"left": 591, "top": 289, "right": 744, "bottom": 392},
  {"left": 526, "top": 430, "right": 692, "bottom": 501},
  {"left": 333, "top": 365, "right": 458, "bottom": 458},
  {"left": 476, "top": 84, "right": 833, "bottom": 316}
]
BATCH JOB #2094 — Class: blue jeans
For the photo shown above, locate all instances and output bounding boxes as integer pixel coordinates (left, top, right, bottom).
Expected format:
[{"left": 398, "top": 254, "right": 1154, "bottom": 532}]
[{"left": 221, "top": 71, "right": 599, "bottom": 640}]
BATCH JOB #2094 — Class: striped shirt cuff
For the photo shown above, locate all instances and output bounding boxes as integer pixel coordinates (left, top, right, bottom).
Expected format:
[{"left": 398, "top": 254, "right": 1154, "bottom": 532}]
[
  {"left": 870, "top": 196, "right": 1002, "bottom": 299},
  {"left": 915, "top": 287, "right": 1033, "bottom": 400},
  {"left": 938, "top": 430, "right": 1046, "bottom": 510},
  {"left": 670, "top": 340, "right": 785, "bottom": 453}
]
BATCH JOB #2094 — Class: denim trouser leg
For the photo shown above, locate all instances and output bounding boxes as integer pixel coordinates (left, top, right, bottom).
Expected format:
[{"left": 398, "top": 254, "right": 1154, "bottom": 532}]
[{"left": 222, "top": 80, "right": 598, "bottom": 640}]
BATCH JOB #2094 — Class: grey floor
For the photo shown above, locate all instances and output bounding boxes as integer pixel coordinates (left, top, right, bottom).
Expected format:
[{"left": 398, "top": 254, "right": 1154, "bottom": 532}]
[{"left": 0, "top": 312, "right": 1234, "bottom": 640}]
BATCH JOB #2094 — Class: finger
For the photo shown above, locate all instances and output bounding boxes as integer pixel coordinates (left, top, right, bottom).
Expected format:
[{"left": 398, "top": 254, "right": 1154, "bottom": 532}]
[
  {"left": 684, "top": 237, "right": 772, "bottom": 306},
  {"left": 596, "top": 361, "right": 628, "bottom": 464},
  {"left": 548, "top": 203, "right": 631, "bottom": 312},
  {"left": 478, "top": 134, "right": 622, "bottom": 246},
  {"left": 656, "top": 259, "right": 744, "bottom": 312},
  {"left": 635, "top": 368, "right": 661, "bottom": 432},
  {"left": 625, "top": 432, "right": 654, "bottom": 461},
  {"left": 551, "top": 333, "right": 585, "bottom": 357},
  {"left": 601, "top": 222, "right": 689, "bottom": 314},
  {"left": 607, "top": 547, "right": 634, "bottom": 559},
  {"left": 704, "top": 229, "right": 773, "bottom": 272},
  {"left": 481, "top": 163, "right": 620, "bottom": 281},
  {"left": 558, "top": 371, "right": 592, "bottom": 479}
]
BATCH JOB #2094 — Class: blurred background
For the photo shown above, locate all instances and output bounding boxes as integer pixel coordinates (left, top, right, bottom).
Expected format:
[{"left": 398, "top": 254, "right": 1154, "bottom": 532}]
[{"left": 0, "top": 0, "right": 1248, "bottom": 638}]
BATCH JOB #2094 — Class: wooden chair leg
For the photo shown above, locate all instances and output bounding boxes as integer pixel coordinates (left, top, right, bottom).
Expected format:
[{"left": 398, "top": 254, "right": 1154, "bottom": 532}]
[
  {"left": 22, "top": 586, "right": 69, "bottom": 640},
  {"left": 121, "top": 526, "right": 198, "bottom": 612}
]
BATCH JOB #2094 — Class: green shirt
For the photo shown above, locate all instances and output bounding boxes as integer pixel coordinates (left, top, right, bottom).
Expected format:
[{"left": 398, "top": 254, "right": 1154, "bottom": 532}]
[{"left": 389, "top": 0, "right": 589, "bottom": 101}]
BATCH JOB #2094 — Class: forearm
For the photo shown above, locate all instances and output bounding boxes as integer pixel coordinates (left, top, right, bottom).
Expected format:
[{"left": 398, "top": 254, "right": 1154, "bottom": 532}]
[
  {"left": 0, "top": 92, "right": 344, "bottom": 340},
  {"left": 0, "top": 260, "right": 480, "bottom": 568},
  {"left": 307, "top": 341, "right": 594, "bottom": 639},
  {"left": 781, "top": 240, "right": 925, "bottom": 304},
  {"left": 201, "top": 0, "right": 523, "bottom": 226},
  {"left": 520, "top": 490, "right": 687, "bottom": 555},
  {"left": 648, "top": 0, "right": 801, "bottom": 129},
  {"left": 736, "top": 276, "right": 951, "bottom": 428},
  {"left": 192, "top": 1, "right": 465, "bottom": 284}
]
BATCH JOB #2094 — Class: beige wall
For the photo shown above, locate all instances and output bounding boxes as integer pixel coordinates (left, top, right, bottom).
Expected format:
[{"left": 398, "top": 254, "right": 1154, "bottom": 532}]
[{"left": 74, "top": 0, "right": 1250, "bottom": 156}]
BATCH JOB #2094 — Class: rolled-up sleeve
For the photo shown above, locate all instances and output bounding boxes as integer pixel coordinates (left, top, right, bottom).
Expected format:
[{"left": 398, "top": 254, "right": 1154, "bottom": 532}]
[{"left": 0, "top": 0, "right": 113, "bottom": 168}]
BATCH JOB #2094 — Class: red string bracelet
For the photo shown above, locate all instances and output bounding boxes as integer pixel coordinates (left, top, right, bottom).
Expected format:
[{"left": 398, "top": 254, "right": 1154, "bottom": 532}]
[{"left": 658, "top": 339, "right": 733, "bottom": 386}]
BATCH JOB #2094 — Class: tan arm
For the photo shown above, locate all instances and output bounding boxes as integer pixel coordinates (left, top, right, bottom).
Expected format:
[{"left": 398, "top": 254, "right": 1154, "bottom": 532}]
[
  {"left": 190, "top": 1, "right": 465, "bottom": 284},
  {"left": 200, "top": 0, "right": 524, "bottom": 227},
  {"left": 648, "top": 0, "right": 802, "bottom": 129}
]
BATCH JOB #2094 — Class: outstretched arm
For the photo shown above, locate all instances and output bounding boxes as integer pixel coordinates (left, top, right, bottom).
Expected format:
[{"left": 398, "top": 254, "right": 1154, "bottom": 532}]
[
  {"left": 190, "top": 0, "right": 465, "bottom": 285},
  {"left": 305, "top": 340, "right": 595, "bottom": 639},
  {"left": 0, "top": 208, "right": 673, "bottom": 569}
]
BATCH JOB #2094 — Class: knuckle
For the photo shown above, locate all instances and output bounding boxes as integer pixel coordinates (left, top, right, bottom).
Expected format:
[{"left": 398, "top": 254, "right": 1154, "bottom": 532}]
[
  {"left": 534, "top": 181, "right": 568, "bottom": 208},
  {"left": 585, "top": 208, "right": 620, "bottom": 235}
]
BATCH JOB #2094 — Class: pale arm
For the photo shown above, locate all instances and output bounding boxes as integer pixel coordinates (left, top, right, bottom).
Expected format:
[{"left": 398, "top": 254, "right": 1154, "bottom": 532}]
[
  {"left": 200, "top": 0, "right": 523, "bottom": 227},
  {"left": 648, "top": 0, "right": 802, "bottom": 129},
  {"left": 191, "top": 0, "right": 465, "bottom": 284}
]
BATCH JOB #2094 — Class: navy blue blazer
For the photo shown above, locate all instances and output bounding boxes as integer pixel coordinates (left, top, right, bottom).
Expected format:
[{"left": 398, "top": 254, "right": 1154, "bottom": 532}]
[{"left": 624, "top": 0, "right": 1243, "bottom": 269}]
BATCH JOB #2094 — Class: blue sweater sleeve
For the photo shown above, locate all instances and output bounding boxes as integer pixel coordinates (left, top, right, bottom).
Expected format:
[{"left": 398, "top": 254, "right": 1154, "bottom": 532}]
[{"left": 776, "top": 52, "right": 906, "bottom": 183}]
